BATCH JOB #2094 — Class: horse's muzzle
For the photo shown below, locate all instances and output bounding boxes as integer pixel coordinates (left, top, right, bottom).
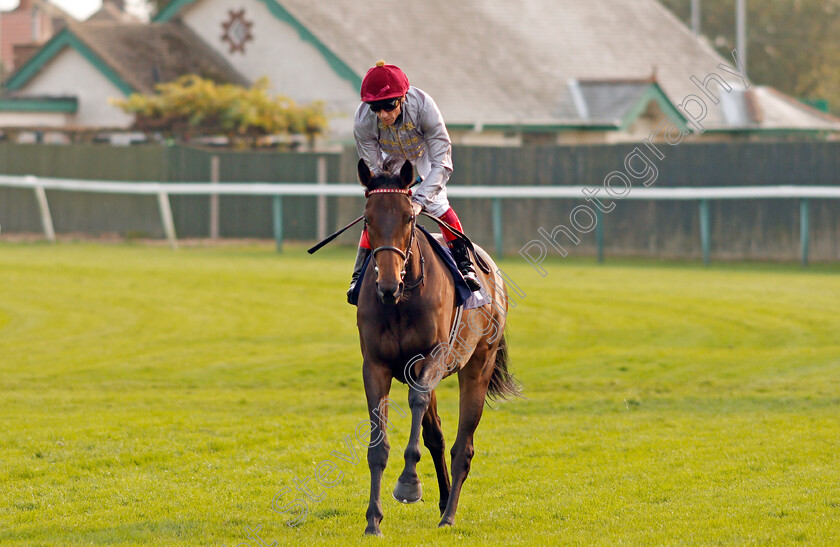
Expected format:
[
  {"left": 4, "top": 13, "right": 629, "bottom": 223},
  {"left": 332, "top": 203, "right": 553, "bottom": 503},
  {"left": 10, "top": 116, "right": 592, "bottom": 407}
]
[{"left": 376, "top": 280, "right": 404, "bottom": 305}]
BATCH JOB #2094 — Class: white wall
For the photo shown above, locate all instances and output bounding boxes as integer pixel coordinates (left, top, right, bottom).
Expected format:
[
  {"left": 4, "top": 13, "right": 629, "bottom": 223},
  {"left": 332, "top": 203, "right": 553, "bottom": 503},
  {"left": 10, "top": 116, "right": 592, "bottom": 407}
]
[
  {"left": 180, "top": 0, "right": 359, "bottom": 137},
  {"left": 451, "top": 129, "right": 522, "bottom": 147},
  {"left": 0, "top": 111, "right": 70, "bottom": 127},
  {"left": 20, "top": 47, "right": 134, "bottom": 128}
]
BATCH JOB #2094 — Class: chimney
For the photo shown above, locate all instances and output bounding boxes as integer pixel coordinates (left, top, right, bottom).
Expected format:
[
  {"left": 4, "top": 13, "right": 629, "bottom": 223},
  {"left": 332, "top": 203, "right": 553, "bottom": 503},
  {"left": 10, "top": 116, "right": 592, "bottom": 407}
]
[
  {"left": 31, "top": 2, "right": 41, "bottom": 41},
  {"left": 105, "top": 0, "right": 127, "bottom": 11}
]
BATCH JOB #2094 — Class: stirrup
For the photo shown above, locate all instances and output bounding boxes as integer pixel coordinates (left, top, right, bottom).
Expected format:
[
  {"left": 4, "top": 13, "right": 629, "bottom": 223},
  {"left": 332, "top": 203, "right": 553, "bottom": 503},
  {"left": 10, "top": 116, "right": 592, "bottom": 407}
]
[{"left": 448, "top": 239, "right": 481, "bottom": 292}]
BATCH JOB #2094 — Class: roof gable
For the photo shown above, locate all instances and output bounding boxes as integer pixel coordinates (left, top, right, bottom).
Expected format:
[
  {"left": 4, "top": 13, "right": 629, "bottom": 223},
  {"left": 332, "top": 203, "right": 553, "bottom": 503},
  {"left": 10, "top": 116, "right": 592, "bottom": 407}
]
[
  {"left": 5, "top": 28, "right": 135, "bottom": 94},
  {"left": 618, "top": 82, "right": 690, "bottom": 132},
  {"left": 153, "top": 0, "right": 361, "bottom": 91},
  {"left": 4, "top": 21, "right": 249, "bottom": 96}
]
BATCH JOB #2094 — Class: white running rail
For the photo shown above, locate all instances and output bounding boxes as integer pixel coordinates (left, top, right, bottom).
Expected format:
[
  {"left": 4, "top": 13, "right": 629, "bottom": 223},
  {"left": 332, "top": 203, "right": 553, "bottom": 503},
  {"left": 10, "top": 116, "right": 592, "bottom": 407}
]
[{"left": 1, "top": 175, "right": 838, "bottom": 263}]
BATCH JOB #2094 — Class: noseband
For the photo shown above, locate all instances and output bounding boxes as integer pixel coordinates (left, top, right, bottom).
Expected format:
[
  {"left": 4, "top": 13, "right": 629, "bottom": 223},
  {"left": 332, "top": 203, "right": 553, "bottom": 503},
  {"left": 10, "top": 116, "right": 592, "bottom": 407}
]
[{"left": 366, "top": 188, "right": 422, "bottom": 287}]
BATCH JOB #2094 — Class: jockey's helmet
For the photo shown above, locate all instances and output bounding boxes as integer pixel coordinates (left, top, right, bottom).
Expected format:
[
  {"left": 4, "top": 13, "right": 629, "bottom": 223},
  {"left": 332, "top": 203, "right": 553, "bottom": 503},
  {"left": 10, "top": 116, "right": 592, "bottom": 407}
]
[{"left": 360, "top": 60, "right": 409, "bottom": 102}]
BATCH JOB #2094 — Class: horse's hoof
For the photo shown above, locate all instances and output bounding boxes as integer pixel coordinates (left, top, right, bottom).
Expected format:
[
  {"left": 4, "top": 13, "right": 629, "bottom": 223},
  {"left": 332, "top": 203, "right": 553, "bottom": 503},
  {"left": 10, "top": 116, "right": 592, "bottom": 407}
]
[
  {"left": 392, "top": 479, "right": 422, "bottom": 504},
  {"left": 364, "top": 525, "right": 383, "bottom": 537},
  {"left": 438, "top": 516, "right": 454, "bottom": 527}
]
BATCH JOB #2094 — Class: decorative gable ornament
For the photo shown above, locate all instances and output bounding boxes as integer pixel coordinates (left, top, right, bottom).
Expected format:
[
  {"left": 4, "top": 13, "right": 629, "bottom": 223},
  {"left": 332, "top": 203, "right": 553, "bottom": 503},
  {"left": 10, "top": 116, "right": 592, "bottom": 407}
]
[{"left": 221, "top": 9, "right": 254, "bottom": 54}]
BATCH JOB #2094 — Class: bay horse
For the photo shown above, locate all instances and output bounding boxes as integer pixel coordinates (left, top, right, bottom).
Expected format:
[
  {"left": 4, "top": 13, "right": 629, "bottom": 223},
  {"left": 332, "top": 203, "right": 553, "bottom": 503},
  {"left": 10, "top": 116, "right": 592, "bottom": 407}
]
[{"left": 355, "top": 159, "right": 519, "bottom": 536}]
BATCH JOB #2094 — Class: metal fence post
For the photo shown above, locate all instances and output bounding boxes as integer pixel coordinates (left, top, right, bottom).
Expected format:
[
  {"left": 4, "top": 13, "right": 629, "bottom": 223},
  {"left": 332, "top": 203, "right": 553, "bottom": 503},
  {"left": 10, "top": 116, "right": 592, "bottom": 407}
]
[
  {"left": 596, "top": 206, "right": 604, "bottom": 263},
  {"left": 273, "top": 195, "right": 283, "bottom": 252},
  {"left": 492, "top": 197, "right": 503, "bottom": 257},
  {"left": 157, "top": 191, "right": 178, "bottom": 250},
  {"left": 30, "top": 176, "right": 56, "bottom": 243},
  {"left": 699, "top": 199, "right": 710, "bottom": 266},
  {"left": 209, "top": 155, "right": 220, "bottom": 239},
  {"left": 800, "top": 198, "right": 810, "bottom": 266},
  {"left": 317, "top": 156, "right": 328, "bottom": 241}
]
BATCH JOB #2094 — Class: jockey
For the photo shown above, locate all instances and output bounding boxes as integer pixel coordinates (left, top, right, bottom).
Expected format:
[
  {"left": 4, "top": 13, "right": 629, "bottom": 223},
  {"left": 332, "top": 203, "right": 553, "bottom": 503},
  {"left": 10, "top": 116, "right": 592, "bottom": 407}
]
[{"left": 348, "top": 60, "right": 481, "bottom": 302}]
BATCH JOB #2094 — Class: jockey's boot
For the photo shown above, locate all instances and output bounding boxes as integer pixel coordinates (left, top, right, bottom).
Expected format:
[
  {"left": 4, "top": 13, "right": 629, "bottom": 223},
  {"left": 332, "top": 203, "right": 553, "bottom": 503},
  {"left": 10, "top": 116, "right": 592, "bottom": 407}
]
[
  {"left": 347, "top": 247, "right": 372, "bottom": 304},
  {"left": 449, "top": 239, "right": 482, "bottom": 292}
]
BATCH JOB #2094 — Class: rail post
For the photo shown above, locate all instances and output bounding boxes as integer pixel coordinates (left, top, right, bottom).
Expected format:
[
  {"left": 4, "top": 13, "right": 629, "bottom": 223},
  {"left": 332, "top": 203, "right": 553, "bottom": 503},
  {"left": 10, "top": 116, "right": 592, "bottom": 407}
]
[
  {"left": 492, "top": 197, "right": 503, "bottom": 257},
  {"left": 157, "top": 191, "right": 178, "bottom": 250},
  {"left": 30, "top": 176, "right": 56, "bottom": 243},
  {"left": 273, "top": 195, "right": 283, "bottom": 252},
  {"left": 317, "top": 156, "right": 328, "bottom": 241},
  {"left": 209, "top": 155, "right": 220, "bottom": 239},
  {"left": 699, "top": 199, "right": 710, "bottom": 266},
  {"left": 800, "top": 198, "right": 810, "bottom": 266},
  {"left": 596, "top": 205, "right": 604, "bottom": 263}
]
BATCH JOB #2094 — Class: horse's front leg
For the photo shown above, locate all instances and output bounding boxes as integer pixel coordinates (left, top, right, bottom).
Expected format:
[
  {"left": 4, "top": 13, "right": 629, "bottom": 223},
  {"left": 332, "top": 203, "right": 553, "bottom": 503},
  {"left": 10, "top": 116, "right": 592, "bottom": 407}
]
[
  {"left": 393, "top": 357, "right": 437, "bottom": 504},
  {"left": 363, "top": 360, "right": 393, "bottom": 536}
]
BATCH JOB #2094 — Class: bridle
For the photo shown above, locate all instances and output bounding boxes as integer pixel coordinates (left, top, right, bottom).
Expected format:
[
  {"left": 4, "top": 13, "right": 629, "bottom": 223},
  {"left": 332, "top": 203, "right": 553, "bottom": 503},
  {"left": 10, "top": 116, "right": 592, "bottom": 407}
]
[{"left": 365, "top": 188, "right": 425, "bottom": 291}]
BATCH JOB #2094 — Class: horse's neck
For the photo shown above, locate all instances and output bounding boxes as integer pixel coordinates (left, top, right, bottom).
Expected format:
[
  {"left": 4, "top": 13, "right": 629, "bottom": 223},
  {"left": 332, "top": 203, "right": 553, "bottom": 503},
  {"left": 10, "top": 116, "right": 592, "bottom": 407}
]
[
  {"left": 405, "top": 228, "right": 425, "bottom": 283},
  {"left": 407, "top": 229, "right": 452, "bottom": 291}
]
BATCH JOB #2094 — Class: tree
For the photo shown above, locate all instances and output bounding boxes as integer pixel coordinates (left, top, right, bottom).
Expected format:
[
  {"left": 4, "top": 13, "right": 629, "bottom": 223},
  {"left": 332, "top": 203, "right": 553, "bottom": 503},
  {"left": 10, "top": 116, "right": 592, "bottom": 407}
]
[
  {"left": 112, "top": 75, "right": 328, "bottom": 148},
  {"left": 658, "top": 0, "right": 840, "bottom": 115}
]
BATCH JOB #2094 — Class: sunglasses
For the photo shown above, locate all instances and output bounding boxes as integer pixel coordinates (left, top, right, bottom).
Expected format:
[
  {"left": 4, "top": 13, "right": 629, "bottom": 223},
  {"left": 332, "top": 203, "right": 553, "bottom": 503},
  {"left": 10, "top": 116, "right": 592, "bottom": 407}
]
[{"left": 368, "top": 98, "right": 401, "bottom": 113}]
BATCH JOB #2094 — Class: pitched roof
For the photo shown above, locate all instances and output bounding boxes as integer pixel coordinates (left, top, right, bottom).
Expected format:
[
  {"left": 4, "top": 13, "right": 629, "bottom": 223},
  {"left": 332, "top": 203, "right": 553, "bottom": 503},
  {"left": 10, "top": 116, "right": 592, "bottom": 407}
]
[
  {"left": 745, "top": 87, "right": 840, "bottom": 131},
  {"left": 170, "top": 0, "right": 834, "bottom": 132},
  {"left": 5, "top": 20, "right": 249, "bottom": 94},
  {"left": 72, "top": 21, "right": 249, "bottom": 93}
]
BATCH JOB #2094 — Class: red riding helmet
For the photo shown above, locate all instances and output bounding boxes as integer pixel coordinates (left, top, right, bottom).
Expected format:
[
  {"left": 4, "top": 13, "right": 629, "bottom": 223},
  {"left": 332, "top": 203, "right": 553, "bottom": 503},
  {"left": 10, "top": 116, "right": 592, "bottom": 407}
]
[{"left": 360, "top": 60, "right": 409, "bottom": 102}]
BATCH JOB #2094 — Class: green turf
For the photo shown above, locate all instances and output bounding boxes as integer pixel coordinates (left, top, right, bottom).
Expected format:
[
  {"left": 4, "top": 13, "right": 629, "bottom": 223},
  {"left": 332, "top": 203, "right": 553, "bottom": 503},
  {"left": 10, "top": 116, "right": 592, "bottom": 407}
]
[{"left": 1, "top": 241, "right": 839, "bottom": 546}]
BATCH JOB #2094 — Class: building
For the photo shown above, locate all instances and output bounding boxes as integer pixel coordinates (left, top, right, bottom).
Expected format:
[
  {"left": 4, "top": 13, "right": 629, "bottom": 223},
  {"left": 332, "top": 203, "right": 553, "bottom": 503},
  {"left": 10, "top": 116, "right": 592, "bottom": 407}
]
[
  {"left": 0, "top": 0, "right": 72, "bottom": 77},
  {"left": 1, "top": 0, "right": 838, "bottom": 145}
]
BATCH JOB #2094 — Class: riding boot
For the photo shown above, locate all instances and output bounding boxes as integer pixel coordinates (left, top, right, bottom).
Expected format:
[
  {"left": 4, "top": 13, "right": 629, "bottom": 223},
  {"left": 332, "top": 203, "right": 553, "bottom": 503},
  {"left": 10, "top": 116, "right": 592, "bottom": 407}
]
[
  {"left": 448, "top": 239, "right": 482, "bottom": 291},
  {"left": 347, "top": 247, "right": 372, "bottom": 304}
]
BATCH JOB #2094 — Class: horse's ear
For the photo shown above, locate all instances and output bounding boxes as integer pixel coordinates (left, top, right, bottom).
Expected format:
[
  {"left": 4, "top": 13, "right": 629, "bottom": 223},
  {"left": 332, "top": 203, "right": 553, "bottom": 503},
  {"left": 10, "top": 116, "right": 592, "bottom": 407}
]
[
  {"left": 399, "top": 161, "right": 414, "bottom": 188},
  {"left": 358, "top": 159, "right": 372, "bottom": 188}
]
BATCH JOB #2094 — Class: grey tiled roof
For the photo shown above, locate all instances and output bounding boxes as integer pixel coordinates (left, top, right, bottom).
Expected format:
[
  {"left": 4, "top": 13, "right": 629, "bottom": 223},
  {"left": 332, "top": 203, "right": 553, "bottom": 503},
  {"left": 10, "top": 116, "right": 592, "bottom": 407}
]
[
  {"left": 70, "top": 21, "right": 250, "bottom": 93},
  {"left": 278, "top": 0, "right": 839, "bottom": 131}
]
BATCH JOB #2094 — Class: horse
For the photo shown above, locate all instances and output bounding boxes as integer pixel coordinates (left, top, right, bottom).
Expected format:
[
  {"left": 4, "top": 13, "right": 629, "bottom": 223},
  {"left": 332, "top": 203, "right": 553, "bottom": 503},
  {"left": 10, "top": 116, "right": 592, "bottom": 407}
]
[{"left": 355, "top": 158, "right": 519, "bottom": 536}]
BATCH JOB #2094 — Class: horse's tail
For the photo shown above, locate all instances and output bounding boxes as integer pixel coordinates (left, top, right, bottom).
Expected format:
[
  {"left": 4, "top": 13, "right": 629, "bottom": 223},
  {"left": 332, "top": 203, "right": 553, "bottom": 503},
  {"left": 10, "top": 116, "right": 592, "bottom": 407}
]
[{"left": 487, "top": 332, "right": 521, "bottom": 402}]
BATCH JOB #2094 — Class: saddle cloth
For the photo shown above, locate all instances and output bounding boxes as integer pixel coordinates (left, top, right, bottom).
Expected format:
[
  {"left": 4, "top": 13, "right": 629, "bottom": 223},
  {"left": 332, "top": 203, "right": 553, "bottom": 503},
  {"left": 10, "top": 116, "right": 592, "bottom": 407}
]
[{"left": 349, "top": 225, "right": 489, "bottom": 310}]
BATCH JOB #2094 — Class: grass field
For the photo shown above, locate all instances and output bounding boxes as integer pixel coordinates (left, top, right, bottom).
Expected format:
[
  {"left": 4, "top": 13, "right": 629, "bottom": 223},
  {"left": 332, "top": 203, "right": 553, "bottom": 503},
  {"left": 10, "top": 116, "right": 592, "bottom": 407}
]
[{"left": 1, "top": 241, "right": 839, "bottom": 546}]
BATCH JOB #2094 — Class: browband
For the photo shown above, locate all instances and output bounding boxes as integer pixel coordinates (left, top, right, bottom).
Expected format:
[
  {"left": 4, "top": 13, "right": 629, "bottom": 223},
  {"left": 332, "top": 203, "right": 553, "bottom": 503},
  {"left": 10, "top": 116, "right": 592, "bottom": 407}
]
[{"left": 365, "top": 188, "right": 412, "bottom": 198}]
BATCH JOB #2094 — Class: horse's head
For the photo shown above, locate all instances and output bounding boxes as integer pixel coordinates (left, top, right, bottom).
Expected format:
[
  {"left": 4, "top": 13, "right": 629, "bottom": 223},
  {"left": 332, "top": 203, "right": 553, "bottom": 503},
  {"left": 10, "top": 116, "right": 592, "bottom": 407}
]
[{"left": 358, "top": 158, "right": 416, "bottom": 305}]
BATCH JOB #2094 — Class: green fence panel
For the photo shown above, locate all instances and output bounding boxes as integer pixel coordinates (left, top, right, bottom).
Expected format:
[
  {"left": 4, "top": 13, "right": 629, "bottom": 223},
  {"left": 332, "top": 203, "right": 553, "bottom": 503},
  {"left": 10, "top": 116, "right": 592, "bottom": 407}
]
[{"left": 2, "top": 141, "right": 840, "bottom": 261}]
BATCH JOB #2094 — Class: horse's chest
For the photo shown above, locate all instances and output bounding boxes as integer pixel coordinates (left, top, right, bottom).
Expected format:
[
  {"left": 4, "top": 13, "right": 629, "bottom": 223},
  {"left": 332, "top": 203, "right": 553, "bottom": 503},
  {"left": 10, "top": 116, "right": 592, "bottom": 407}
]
[{"left": 363, "top": 314, "right": 440, "bottom": 364}]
